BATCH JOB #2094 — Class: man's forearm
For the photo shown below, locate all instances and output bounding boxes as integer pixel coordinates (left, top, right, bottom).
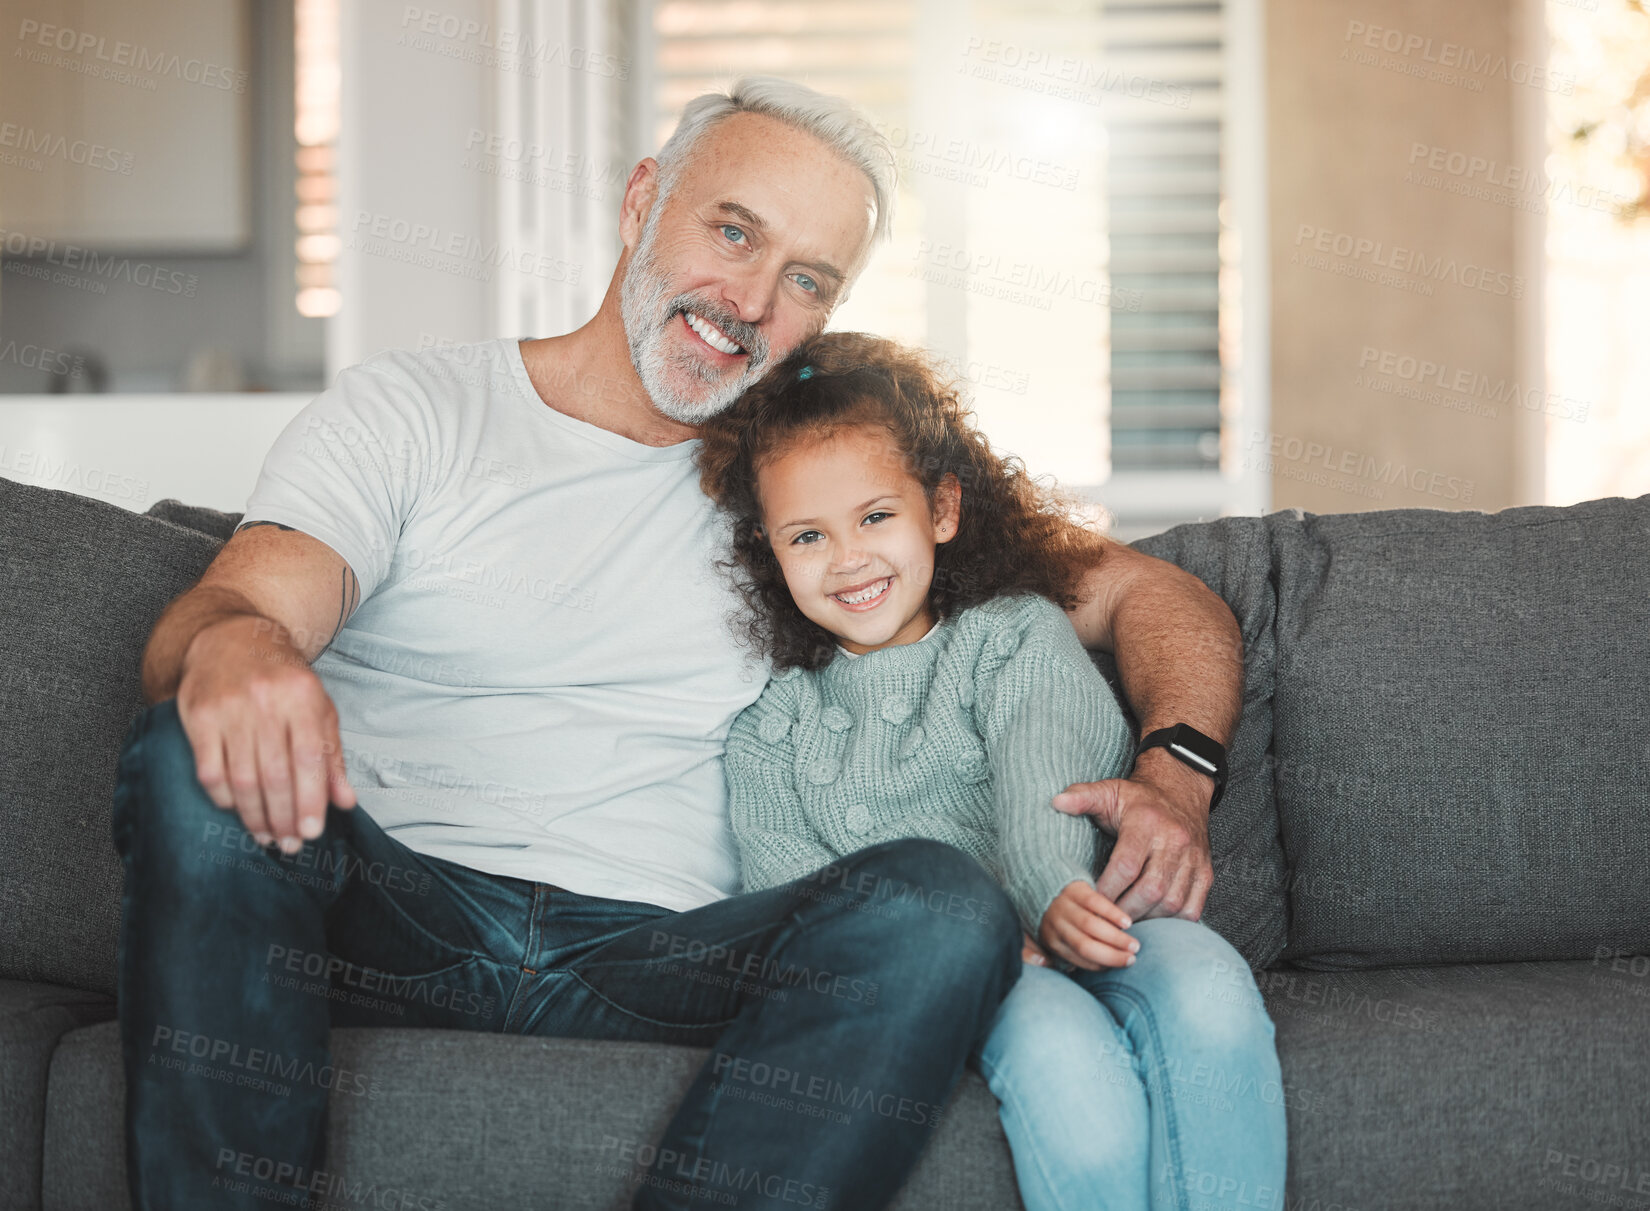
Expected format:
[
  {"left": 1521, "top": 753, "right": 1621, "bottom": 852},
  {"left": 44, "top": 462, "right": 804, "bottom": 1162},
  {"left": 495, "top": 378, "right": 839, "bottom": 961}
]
[
  {"left": 1059, "top": 543, "right": 1238, "bottom": 914},
  {"left": 1068, "top": 543, "right": 1243, "bottom": 747},
  {"left": 139, "top": 585, "right": 269, "bottom": 705},
  {"left": 1113, "top": 573, "right": 1241, "bottom": 747}
]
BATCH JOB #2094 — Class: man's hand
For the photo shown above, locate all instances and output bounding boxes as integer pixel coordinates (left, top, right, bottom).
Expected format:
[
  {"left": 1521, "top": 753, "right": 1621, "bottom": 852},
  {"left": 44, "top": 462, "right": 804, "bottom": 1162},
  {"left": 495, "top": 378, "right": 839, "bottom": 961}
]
[
  {"left": 1056, "top": 537, "right": 1236, "bottom": 921},
  {"left": 1037, "top": 881, "right": 1138, "bottom": 971},
  {"left": 1052, "top": 746, "right": 1214, "bottom": 922},
  {"left": 175, "top": 615, "right": 357, "bottom": 853},
  {"left": 140, "top": 522, "right": 366, "bottom": 854}
]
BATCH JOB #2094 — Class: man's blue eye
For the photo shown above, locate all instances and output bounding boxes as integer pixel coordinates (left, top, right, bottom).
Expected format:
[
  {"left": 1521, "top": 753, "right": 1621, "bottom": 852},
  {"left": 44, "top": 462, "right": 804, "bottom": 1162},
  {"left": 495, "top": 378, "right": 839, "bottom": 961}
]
[
  {"left": 721, "top": 225, "right": 746, "bottom": 244},
  {"left": 794, "top": 273, "right": 818, "bottom": 294}
]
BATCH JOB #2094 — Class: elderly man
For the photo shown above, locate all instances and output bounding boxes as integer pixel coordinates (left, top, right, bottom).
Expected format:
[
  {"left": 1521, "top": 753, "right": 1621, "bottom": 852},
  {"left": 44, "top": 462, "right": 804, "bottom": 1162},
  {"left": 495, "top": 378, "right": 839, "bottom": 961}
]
[{"left": 116, "top": 77, "right": 1241, "bottom": 1209}]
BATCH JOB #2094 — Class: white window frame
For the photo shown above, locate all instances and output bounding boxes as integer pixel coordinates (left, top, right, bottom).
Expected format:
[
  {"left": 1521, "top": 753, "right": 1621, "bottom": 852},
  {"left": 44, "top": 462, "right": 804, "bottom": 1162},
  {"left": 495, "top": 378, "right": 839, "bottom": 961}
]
[{"left": 492, "top": 0, "right": 620, "bottom": 340}]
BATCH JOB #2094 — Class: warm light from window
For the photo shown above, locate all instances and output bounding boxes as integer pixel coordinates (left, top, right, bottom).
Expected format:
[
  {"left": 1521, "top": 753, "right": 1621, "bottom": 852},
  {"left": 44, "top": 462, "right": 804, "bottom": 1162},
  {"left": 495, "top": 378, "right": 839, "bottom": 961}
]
[
  {"left": 295, "top": 0, "right": 340, "bottom": 319},
  {"left": 1544, "top": 0, "right": 1650, "bottom": 505}
]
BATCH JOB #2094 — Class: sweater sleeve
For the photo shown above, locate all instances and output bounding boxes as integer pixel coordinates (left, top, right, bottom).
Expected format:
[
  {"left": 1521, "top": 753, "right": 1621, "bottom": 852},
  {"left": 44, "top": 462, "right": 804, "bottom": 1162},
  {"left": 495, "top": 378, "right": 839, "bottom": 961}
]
[
  {"left": 972, "top": 596, "right": 1137, "bottom": 937},
  {"left": 724, "top": 676, "right": 844, "bottom": 894}
]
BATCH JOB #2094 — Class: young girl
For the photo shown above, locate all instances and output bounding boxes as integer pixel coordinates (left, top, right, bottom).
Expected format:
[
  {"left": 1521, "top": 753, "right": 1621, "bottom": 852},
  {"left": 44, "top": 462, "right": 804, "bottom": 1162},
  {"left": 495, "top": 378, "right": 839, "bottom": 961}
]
[{"left": 698, "top": 332, "right": 1287, "bottom": 1211}]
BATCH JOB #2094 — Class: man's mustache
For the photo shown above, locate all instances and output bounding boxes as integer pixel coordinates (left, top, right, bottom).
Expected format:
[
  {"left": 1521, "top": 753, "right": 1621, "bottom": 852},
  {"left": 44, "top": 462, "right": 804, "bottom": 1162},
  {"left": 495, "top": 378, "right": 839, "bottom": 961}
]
[{"left": 664, "top": 293, "right": 769, "bottom": 367}]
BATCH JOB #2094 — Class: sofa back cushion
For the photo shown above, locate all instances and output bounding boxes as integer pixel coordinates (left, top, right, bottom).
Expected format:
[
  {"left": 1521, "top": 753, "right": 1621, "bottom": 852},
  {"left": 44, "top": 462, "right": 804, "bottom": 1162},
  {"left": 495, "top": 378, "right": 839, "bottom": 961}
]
[
  {"left": 1131, "top": 517, "right": 1291, "bottom": 971},
  {"left": 144, "top": 498, "right": 242, "bottom": 542},
  {"left": 0, "top": 480, "right": 235, "bottom": 995},
  {"left": 10, "top": 473, "right": 1643, "bottom": 986},
  {"left": 1269, "top": 496, "right": 1650, "bottom": 968}
]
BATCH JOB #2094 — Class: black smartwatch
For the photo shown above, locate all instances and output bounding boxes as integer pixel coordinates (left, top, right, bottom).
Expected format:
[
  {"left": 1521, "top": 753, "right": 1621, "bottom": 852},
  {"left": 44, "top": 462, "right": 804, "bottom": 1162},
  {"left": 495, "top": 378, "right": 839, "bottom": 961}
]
[{"left": 1135, "top": 724, "right": 1228, "bottom": 813}]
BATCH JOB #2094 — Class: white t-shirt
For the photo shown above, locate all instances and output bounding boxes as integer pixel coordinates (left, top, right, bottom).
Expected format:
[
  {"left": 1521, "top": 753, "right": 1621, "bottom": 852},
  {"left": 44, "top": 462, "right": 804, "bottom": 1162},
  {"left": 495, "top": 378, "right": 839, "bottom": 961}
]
[{"left": 239, "top": 338, "right": 767, "bottom": 911}]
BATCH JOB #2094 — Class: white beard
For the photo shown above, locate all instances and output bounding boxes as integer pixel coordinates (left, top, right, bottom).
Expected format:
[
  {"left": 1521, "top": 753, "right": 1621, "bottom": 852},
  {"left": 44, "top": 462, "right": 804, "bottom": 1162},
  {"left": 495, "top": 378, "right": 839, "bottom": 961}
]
[{"left": 619, "top": 204, "right": 771, "bottom": 426}]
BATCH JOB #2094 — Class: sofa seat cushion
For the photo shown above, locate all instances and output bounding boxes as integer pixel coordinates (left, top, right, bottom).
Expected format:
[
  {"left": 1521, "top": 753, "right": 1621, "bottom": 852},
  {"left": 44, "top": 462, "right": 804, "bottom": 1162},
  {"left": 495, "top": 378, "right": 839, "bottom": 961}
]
[
  {"left": 0, "top": 980, "right": 116, "bottom": 1211},
  {"left": 42, "top": 959, "right": 1649, "bottom": 1211},
  {"left": 1259, "top": 958, "right": 1650, "bottom": 1211},
  {"left": 1266, "top": 496, "right": 1650, "bottom": 968},
  {"left": 41, "top": 1023, "right": 1023, "bottom": 1211}
]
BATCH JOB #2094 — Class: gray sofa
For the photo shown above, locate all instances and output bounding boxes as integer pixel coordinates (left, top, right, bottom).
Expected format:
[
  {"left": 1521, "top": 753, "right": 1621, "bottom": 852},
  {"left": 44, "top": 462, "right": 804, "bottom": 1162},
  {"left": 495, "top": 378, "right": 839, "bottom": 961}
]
[{"left": 3, "top": 472, "right": 1647, "bottom": 1211}]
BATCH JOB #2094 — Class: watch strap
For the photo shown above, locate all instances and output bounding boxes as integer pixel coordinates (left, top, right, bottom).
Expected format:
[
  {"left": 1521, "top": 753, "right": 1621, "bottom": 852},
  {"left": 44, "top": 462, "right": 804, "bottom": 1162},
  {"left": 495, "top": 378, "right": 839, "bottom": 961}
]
[{"left": 1136, "top": 724, "right": 1228, "bottom": 813}]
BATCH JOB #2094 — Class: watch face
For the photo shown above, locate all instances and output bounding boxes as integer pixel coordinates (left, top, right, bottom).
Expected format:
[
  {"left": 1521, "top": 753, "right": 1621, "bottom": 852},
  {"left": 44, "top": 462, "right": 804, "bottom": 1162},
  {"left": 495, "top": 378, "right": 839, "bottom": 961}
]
[
  {"left": 1143, "top": 726, "right": 1227, "bottom": 812},
  {"left": 1168, "top": 740, "right": 1221, "bottom": 777},
  {"left": 1166, "top": 725, "right": 1226, "bottom": 771}
]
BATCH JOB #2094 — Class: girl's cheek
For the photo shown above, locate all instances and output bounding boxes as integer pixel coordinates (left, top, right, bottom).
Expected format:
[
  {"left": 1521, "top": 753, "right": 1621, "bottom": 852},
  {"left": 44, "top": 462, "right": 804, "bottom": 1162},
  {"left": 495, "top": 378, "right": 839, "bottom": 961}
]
[
  {"left": 893, "top": 526, "right": 936, "bottom": 570},
  {"left": 777, "top": 554, "right": 819, "bottom": 599}
]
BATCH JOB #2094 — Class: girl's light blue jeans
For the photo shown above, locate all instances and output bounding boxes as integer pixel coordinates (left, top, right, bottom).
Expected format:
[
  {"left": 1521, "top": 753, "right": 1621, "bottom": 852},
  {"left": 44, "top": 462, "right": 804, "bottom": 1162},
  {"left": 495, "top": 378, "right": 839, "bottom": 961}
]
[{"left": 972, "top": 916, "right": 1288, "bottom": 1211}]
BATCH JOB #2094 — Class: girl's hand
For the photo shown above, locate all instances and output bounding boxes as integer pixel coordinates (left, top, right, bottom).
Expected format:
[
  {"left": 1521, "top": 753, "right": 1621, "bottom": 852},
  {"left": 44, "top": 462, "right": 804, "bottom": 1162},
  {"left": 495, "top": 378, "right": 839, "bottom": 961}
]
[
  {"left": 1021, "top": 931, "right": 1049, "bottom": 966},
  {"left": 1038, "top": 881, "right": 1140, "bottom": 971}
]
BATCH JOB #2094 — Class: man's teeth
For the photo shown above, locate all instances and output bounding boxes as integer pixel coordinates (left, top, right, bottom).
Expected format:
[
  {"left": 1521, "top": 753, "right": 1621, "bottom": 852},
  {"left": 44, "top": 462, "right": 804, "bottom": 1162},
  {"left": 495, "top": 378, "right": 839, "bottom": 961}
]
[
  {"left": 834, "top": 578, "right": 890, "bottom": 605},
  {"left": 685, "top": 311, "right": 744, "bottom": 355}
]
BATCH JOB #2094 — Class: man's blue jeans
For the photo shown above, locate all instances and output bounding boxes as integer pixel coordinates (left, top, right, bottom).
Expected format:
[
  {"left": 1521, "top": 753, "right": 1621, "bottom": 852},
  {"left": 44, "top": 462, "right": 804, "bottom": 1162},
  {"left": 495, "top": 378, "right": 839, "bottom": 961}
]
[{"left": 111, "top": 699, "right": 1022, "bottom": 1211}]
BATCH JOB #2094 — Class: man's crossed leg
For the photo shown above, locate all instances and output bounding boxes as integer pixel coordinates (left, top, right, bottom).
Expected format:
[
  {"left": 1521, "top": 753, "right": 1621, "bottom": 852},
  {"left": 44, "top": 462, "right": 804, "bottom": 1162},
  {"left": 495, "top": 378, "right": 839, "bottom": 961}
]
[{"left": 113, "top": 698, "right": 1021, "bottom": 1210}]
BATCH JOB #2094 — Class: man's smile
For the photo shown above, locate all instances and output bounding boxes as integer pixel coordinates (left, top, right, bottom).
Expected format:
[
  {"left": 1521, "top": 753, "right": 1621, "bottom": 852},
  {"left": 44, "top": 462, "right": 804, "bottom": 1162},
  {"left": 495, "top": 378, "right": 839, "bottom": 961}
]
[{"left": 681, "top": 308, "right": 746, "bottom": 357}]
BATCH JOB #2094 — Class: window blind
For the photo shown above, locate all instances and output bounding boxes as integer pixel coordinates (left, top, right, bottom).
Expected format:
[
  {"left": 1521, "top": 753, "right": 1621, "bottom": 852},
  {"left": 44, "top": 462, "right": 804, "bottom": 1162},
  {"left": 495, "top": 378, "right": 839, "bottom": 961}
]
[
  {"left": 1102, "top": 1, "right": 1226, "bottom": 473},
  {"left": 637, "top": 0, "right": 1234, "bottom": 490}
]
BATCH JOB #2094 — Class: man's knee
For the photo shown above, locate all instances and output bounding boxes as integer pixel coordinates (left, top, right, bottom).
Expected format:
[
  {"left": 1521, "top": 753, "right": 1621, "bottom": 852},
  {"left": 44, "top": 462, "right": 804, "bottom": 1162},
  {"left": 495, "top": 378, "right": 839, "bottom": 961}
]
[
  {"left": 842, "top": 836, "right": 990, "bottom": 891},
  {"left": 854, "top": 836, "right": 1012, "bottom": 913},
  {"left": 114, "top": 698, "right": 254, "bottom": 861},
  {"left": 838, "top": 838, "right": 1019, "bottom": 960}
]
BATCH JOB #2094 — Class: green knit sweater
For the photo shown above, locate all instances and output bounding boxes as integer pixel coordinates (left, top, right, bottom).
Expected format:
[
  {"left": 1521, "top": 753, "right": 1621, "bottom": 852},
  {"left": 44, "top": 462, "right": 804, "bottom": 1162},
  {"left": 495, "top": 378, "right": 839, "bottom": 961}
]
[{"left": 725, "top": 593, "right": 1135, "bottom": 936}]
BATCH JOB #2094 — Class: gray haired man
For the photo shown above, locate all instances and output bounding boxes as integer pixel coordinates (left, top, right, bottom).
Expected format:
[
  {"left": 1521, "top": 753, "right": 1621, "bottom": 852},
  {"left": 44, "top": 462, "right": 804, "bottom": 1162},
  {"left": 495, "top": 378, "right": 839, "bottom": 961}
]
[{"left": 116, "top": 77, "right": 1240, "bottom": 1209}]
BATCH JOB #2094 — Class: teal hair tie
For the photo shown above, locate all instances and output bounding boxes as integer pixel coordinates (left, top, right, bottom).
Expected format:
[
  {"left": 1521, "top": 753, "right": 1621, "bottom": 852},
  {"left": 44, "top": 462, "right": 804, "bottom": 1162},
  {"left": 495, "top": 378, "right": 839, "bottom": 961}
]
[{"left": 797, "top": 365, "right": 815, "bottom": 380}]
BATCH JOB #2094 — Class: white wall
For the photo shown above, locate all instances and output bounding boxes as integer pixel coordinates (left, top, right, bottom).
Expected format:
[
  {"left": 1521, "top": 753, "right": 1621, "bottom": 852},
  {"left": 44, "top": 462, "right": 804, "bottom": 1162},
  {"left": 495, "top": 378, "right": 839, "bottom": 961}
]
[
  {"left": 0, "top": 394, "right": 311, "bottom": 514},
  {"left": 330, "top": 1, "right": 500, "bottom": 370},
  {"left": 329, "top": 0, "right": 621, "bottom": 372}
]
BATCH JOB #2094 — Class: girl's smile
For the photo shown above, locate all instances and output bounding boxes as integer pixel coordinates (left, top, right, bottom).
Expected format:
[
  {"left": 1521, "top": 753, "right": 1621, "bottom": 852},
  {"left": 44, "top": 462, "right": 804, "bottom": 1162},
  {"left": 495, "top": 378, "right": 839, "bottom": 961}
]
[{"left": 830, "top": 575, "right": 893, "bottom": 610}]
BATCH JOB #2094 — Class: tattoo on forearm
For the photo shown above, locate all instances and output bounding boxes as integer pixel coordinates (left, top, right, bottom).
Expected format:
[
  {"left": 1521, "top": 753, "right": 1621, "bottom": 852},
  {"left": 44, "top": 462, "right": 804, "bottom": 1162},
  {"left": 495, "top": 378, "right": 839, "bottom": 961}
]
[
  {"left": 233, "top": 520, "right": 360, "bottom": 651},
  {"left": 327, "top": 567, "right": 360, "bottom": 645},
  {"left": 236, "top": 520, "right": 296, "bottom": 533}
]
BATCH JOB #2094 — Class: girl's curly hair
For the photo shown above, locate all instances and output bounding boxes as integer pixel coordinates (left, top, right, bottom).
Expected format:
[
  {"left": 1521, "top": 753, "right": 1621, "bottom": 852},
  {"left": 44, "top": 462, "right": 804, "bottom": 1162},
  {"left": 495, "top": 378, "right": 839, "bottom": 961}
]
[{"left": 696, "top": 331, "right": 1111, "bottom": 672}]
